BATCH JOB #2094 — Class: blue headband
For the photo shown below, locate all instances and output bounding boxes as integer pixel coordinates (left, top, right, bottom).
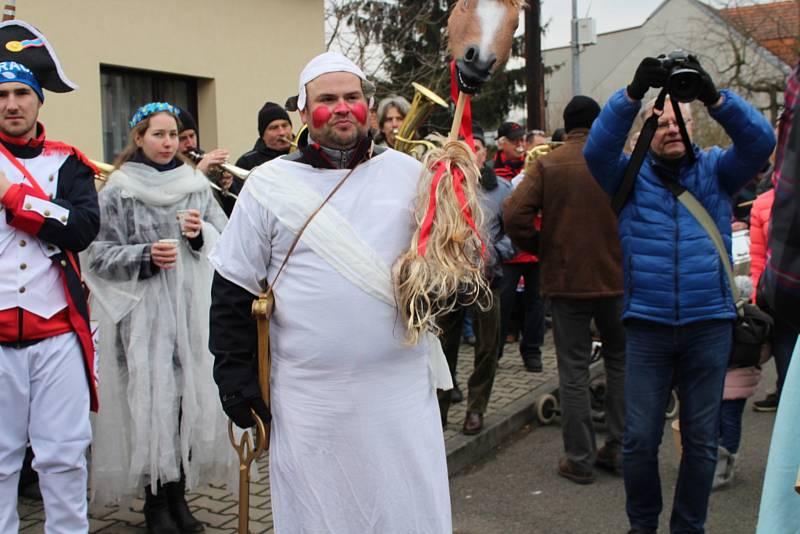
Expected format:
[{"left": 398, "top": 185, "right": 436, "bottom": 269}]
[
  {"left": 129, "top": 102, "right": 179, "bottom": 128},
  {"left": 0, "top": 61, "right": 44, "bottom": 102}
]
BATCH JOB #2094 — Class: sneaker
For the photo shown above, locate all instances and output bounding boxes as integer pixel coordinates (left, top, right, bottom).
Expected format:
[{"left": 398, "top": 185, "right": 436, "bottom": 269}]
[
  {"left": 557, "top": 457, "right": 595, "bottom": 485},
  {"left": 753, "top": 393, "right": 779, "bottom": 412},
  {"left": 712, "top": 446, "right": 738, "bottom": 489},
  {"left": 712, "top": 446, "right": 730, "bottom": 489}
]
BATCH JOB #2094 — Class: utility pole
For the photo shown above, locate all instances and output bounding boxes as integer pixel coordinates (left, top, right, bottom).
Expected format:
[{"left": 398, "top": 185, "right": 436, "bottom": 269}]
[
  {"left": 525, "top": 0, "right": 543, "bottom": 130},
  {"left": 571, "top": 0, "right": 581, "bottom": 96}
]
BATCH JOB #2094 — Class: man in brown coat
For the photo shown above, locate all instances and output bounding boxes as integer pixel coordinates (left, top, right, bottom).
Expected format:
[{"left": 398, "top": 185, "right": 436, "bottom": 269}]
[{"left": 503, "top": 96, "right": 625, "bottom": 485}]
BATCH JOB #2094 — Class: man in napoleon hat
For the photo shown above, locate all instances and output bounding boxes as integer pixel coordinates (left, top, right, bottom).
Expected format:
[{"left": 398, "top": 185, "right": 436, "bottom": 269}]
[{"left": 0, "top": 20, "right": 100, "bottom": 532}]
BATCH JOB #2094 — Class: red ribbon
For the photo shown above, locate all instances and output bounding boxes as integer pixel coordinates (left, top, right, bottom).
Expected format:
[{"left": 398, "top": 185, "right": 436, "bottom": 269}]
[
  {"left": 450, "top": 61, "right": 475, "bottom": 153},
  {"left": 450, "top": 165, "right": 486, "bottom": 258},
  {"left": 417, "top": 162, "right": 446, "bottom": 256},
  {"left": 416, "top": 160, "right": 486, "bottom": 258}
]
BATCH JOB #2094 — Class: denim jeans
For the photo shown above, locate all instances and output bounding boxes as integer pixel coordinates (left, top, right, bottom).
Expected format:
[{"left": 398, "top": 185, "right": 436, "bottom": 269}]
[
  {"left": 718, "top": 398, "right": 746, "bottom": 454},
  {"left": 623, "top": 319, "right": 732, "bottom": 534}
]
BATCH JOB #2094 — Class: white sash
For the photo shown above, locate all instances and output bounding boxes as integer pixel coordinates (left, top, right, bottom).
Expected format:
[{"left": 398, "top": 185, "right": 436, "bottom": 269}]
[{"left": 247, "top": 162, "right": 452, "bottom": 390}]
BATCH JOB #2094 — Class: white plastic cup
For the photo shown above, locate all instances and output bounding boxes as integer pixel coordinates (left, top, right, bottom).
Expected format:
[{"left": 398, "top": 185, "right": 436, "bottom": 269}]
[
  {"left": 156, "top": 238, "right": 179, "bottom": 268},
  {"left": 158, "top": 238, "right": 179, "bottom": 252},
  {"left": 177, "top": 209, "right": 193, "bottom": 235}
]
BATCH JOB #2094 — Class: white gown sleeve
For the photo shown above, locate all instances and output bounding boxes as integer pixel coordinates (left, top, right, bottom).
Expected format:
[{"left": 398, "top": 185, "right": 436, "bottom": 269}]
[{"left": 208, "top": 182, "right": 272, "bottom": 296}]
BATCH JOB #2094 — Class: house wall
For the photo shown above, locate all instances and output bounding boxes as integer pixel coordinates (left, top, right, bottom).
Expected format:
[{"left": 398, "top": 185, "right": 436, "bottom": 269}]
[{"left": 15, "top": 0, "right": 325, "bottom": 162}]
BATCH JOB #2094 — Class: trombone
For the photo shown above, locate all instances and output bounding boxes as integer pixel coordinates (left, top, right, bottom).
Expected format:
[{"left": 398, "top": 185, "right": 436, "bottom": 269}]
[{"left": 89, "top": 160, "right": 114, "bottom": 191}]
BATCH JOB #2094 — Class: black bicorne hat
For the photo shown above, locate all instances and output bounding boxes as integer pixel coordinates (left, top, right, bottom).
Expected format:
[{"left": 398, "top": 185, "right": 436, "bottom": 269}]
[{"left": 0, "top": 20, "right": 76, "bottom": 93}]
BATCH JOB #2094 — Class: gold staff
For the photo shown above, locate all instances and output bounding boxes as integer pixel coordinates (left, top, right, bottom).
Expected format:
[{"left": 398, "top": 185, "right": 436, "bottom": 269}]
[{"left": 228, "top": 290, "right": 273, "bottom": 534}]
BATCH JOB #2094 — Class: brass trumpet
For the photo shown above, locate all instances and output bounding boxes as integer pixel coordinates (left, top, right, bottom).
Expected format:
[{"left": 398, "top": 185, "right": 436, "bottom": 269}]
[
  {"left": 393, "top": 82, "right": 448, "bottom": 159},
  {"left": 187, "top": 150, "right": 250, "bottom": 200},
  {"left": 524, "top": 142, "right": 564, "bottom": 166},
  {"left": 281, "top": 124, "right": 307, "bottom": 154},
  {"left": 187, "top": 150, "right": 249, "bottom": 181}
]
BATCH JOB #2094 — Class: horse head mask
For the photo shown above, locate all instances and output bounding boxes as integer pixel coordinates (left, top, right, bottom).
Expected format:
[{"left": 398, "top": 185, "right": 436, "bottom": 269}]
[{"left": 448, "top": 0, "right": 525, "bottom": 93}]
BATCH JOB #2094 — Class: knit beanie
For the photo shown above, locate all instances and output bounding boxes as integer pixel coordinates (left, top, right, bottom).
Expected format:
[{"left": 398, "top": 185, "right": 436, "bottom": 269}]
[
  {"left": 176, "top": 106, "right": 198, "bottom": 135},
  {"left": 563, "top": 96, "right": 600, "bottom": 133},
  {"left": 258, "top": 102, "right": 291, "bottom": 137}
]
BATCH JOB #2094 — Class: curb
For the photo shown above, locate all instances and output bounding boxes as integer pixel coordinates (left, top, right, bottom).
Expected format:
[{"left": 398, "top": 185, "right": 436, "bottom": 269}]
[{"left": 445, "top": 363, "right": 603, "bottom": 475}]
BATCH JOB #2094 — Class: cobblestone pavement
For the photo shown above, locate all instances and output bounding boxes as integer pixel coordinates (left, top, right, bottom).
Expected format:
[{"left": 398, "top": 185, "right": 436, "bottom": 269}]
[{"left": 18, "top": 334, "right": 558, "bottom": 533}]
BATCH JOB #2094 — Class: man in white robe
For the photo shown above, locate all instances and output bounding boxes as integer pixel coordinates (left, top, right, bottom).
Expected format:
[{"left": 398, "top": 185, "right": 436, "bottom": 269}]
[{"left": 208, "top": 52, "right": 452, "bottom": 533}]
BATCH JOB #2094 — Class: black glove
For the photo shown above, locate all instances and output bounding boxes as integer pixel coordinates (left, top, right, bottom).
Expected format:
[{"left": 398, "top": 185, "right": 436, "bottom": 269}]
[
  {"left": 221, "top": 390, "right": 271, "bottom": 429},
  {"left": 627, "top": 57, "right": 669, "bottom": 100},
  {"left": 686, "top": 55, "right": 720, "bottom": 106}
]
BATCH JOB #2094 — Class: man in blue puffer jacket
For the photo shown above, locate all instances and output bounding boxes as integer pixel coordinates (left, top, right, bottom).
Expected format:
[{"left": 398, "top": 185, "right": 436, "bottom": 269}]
[{"left": 583, "top": 56, "right": 775, "bottom": 534}]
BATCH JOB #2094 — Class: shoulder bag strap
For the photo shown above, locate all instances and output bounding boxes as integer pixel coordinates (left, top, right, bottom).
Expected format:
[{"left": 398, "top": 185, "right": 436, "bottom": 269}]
[
  {"left": 250, "top": 159, "right": 363, "bottom": 446},
  {"left": 657, "top": 175, "right": 742, "bottom": 307},
  {"left": 267, "top": 162, "right": 360, "bottom": 293}
]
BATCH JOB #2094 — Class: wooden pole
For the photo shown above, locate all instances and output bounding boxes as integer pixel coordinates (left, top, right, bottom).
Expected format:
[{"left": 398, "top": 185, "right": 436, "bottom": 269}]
[
  {"left": 2, "top": 1, "right": 16, "bottom": 21},
  {"left": 449, "top": 92, "right": 469, "bottom": 140}
]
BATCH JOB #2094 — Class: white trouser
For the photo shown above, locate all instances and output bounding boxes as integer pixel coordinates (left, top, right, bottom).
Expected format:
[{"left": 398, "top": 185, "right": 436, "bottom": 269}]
[{"left": 0, "top": 332, "right": 92, "bottom": 534}]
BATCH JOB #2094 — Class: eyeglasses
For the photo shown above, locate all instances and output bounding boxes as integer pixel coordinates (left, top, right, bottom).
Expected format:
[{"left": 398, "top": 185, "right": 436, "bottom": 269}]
[{"left": 656, "top": 118, "right": 692, "bottom": 131}]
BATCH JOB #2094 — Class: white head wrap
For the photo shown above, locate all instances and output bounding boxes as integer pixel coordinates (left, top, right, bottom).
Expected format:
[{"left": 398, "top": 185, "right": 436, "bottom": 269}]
[{"left": 297, "top": 51, "right": 372, "bottom": 110}]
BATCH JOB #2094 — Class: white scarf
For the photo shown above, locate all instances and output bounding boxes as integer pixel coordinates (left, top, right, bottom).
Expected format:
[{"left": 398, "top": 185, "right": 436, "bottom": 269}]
[{"left": 109, "top": 161, "right": 209, "bottom": 206}]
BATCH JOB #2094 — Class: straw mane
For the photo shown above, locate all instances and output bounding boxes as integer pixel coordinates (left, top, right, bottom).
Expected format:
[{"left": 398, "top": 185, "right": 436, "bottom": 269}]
[{"left": 393, "top": 141, "right": 491, "bottom": 345}]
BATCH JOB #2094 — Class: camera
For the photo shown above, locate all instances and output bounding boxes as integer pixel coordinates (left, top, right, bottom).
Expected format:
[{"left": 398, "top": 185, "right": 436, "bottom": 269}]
[{"left": 658, "top": 50, "right": 702, "bottom": 103}]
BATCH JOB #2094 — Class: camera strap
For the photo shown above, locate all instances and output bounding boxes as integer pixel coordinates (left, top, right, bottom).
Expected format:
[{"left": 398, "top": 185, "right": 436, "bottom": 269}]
[{"left": 611, "top": 88, "right": 695, "bottom": 214}]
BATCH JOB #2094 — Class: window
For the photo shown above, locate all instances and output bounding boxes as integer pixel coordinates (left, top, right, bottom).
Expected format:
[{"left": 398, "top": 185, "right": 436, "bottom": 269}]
[{"left": 100, "top": 66, "right": 198, "bottom": 163}]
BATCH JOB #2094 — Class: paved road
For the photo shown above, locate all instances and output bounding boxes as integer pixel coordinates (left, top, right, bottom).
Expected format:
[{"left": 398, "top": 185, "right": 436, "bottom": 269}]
[
  {"left": 451, "top": 366, "right": 779, "bottom": 534},
  {"left": 18, "top": 339, "right": 780, "bottom": 534},
  {"left": 19, "top": 338, "right": 560, "bottom": 533}
]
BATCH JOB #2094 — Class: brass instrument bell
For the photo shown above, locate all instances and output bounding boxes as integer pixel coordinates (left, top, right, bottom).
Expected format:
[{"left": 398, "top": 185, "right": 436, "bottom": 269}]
[{"left": 393, "top": 82, "right": 448, "bottom": 159}]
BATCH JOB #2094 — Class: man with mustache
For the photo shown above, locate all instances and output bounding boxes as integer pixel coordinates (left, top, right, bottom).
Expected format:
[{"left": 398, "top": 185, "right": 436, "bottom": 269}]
[
  {"left": 235, "top": 101, "right": 294, "bottom": 170},
  {"left": 493, "top": 120, "right": 526, "bottom": 180},
  {"left": 208, "top": 51, "right": 451, "bottom": 533}
]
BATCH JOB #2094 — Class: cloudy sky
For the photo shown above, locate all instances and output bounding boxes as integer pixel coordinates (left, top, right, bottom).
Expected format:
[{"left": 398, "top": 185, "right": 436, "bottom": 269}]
[
  {"left": 540, "top": 0, "right": 773, "bottom": 49},
  {"left": 540, "top": 0, "right": 666, "bottom": 49}
]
